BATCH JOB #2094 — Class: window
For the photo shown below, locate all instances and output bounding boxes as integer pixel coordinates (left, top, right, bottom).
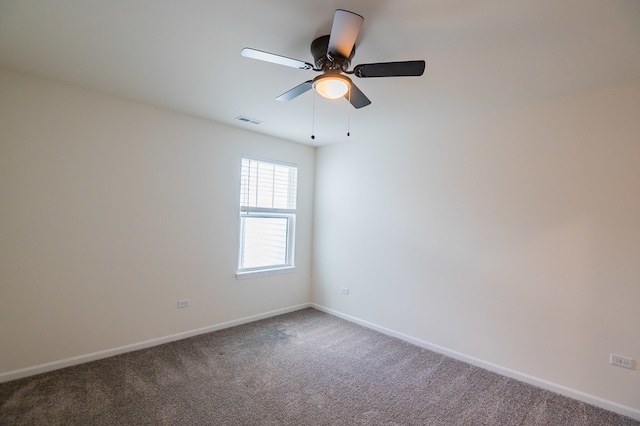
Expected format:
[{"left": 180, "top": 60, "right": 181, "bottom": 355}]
[{"left": 237, "top": 157, "right": 298, "bottom": 278}]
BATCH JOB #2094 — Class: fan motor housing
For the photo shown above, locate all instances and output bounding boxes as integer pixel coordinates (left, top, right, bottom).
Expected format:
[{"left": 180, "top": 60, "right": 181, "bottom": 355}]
[{"left": 311, "top": 35, "right": 355, "bottom": 72}]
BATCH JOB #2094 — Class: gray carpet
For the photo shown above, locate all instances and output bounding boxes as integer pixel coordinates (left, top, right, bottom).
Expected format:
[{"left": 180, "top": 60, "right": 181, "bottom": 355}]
[{"left": 0, "top": 308, "right": 638, "bottom": 425}]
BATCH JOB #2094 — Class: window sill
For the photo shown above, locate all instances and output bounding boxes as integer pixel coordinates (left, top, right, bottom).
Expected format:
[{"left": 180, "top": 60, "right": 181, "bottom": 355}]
[{"left": 236, "top": 266, "right": 296, "bottom": 280}]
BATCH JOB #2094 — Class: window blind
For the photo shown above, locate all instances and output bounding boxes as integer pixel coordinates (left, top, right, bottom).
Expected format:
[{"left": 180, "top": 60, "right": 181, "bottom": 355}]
[{"left": 240, "top": 158, "right": 297, "bottom": 212}]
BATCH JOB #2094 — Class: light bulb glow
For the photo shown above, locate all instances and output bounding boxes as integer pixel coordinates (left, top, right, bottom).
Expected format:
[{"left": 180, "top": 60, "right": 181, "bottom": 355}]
[{"left": 314, "top": 77, "right": 349, "bottom": 99}]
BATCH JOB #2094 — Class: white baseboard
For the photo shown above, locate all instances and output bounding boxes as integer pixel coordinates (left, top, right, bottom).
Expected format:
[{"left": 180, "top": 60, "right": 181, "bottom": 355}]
[
  {"left": 0, "top": 303, "right": 311, "bottom": 384},
  {"left": 311, "top": 303, "right": 640, "bottom": 421}
]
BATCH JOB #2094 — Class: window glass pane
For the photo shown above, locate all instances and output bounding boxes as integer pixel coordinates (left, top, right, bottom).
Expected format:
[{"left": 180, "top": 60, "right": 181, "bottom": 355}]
[
  {"left": 238, "top": 157, "right": 297, "bottom": 274},
  {"left": 240, "top": 216, "right": 288, "bottom": 269}
]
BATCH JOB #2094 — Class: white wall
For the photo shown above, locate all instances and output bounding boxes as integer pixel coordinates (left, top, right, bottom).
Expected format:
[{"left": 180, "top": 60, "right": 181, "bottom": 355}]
[
  {"left": 0, "top": 69, "right": 314, "bottom": 375},
  {"left": 313, "top": 83, "right": 640, "bottom": 412},
  {"left": 2, "top": 66, "right": 638, "bottom": 416}
]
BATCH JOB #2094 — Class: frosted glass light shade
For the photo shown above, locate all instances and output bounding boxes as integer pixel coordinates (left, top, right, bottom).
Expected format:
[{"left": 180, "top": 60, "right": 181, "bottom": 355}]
[{"left": 314, "top": 77, "right": 349, "bottom": 99}]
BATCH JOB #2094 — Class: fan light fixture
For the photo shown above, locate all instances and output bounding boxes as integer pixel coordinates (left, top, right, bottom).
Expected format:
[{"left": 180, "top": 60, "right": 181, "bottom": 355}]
[
  {"left": 242, "top": 9, "right": 426, "bottom": 110},
  {"left": 313, "top": 75, "right": 350, "bottom": 99}
]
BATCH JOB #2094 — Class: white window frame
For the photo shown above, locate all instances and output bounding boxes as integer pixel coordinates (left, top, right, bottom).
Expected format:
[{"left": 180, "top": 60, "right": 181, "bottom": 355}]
[{"left": 236, "top": 157, "right": 298, "bottom": 279}]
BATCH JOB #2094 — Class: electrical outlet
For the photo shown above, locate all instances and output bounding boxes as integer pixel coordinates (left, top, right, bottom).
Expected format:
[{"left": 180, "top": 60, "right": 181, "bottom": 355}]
[
  {"left": 341, "top": 287, "right": 349, "bottom": 295},
  {"left": 177, "top": 299, "right": 190, "bottom": 308},
  {"left": 610, "top": 354, "right": 634, "bottom": 369}
]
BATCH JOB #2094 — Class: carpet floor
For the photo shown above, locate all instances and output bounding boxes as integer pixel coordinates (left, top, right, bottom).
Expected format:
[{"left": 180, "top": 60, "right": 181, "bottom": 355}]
[{"left": 0, "top": 308, "right": 638, "bottom": 425}]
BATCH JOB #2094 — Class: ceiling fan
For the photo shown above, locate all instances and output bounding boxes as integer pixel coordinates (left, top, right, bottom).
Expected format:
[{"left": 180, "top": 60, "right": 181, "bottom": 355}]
[{"left": 241, "top": 9, "right": 425, "bottom": 109}]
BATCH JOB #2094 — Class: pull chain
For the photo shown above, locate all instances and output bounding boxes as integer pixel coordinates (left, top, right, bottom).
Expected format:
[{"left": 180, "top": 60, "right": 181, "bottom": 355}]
[
  {"left": 347, "top": 85, "right": 351, "bottom": 137},
  {"left": 311, "top": 90, "right": 316, "bottom": 140}
]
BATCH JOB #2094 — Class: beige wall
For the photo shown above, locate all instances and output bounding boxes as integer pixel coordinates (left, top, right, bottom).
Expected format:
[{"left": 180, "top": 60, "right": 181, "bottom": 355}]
[
  {"left": 0, "top": 69, "right": 314, "bottom": 374},
  {"left": 313, "top": 83, "right": 640, "bottom": 412}
]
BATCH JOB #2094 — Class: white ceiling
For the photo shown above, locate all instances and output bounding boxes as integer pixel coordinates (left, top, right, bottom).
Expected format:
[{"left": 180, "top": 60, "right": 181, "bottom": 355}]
[{"left": 1, "top": 0, "right": 639, "bottom": 146}]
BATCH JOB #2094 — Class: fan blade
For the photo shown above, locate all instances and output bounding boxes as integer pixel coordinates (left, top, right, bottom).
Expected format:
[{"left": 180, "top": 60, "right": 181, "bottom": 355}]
[
  {"left": 345, "top": 81, "right": 371, "bottom": 109},
  {"left": 327, "top": 9, "right": 364, "bottom": 59},
  {"left": 353, "top": 60, "right": 425, "bottom": 78},
  {"left": 276, "top": 80, "right": 314, "bottom": 101},
  {"left": 241, "top": 48, "right": 314, "bottom": 70}
]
